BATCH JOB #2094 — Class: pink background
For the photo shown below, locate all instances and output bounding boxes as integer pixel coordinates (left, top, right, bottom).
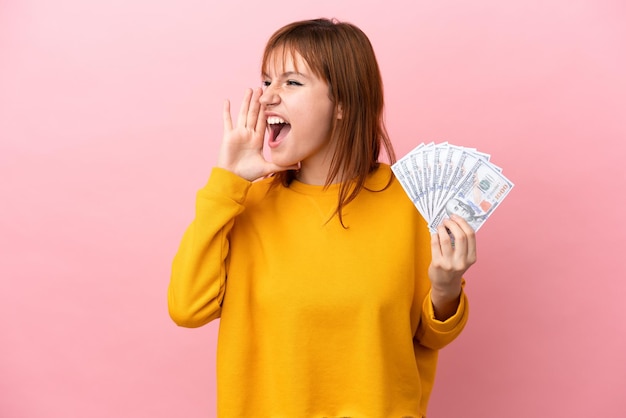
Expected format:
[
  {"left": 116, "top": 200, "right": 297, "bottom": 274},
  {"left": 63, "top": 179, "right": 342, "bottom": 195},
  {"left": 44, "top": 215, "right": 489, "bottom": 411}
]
[{"left": 1, "top": 0, "right": 625, "bottom": 417}]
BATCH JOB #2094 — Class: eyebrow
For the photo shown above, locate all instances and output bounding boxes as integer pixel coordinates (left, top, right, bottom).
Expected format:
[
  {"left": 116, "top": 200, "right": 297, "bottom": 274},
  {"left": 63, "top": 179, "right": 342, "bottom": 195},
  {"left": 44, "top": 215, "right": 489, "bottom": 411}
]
[{"left": 262, "top": 71, "right": 309, "bottom": 79}]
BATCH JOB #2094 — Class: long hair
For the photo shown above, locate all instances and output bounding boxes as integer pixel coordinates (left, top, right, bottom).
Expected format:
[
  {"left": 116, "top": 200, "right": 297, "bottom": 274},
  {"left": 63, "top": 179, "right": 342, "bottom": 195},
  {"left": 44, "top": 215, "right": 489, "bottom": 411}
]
[{"left": 262, "top": 18, "right": 396, "bottom": 226}]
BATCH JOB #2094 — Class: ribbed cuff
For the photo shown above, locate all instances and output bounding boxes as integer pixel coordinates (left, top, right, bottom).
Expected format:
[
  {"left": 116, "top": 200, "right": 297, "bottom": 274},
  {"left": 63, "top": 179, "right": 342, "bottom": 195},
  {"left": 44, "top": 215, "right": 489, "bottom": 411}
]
[
  {"left": 199, "top": 167, "right": 252, "bottom": 204},
  {"left": 423, "top": 289, "right": 468, "bottom": 333}
]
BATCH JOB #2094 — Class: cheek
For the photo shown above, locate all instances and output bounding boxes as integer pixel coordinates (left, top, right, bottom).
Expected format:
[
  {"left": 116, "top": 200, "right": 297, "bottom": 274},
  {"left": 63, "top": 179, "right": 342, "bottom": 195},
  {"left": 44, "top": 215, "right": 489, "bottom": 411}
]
[
  {"left": 313, "top": 103, "right": 336, "bottom": 127},
  {"left": 306, "top": 92, "right": 335, "bottom": 119}
]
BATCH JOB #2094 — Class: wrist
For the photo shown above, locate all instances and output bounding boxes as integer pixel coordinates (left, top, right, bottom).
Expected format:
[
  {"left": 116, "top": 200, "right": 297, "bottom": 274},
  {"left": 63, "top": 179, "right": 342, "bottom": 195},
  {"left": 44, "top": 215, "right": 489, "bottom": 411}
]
[
  {"left": 430, "top": 283, "right": 462, "bottom": 303},
  {"left": 430, "top": 285, "right": 462, "bottom": 321}
]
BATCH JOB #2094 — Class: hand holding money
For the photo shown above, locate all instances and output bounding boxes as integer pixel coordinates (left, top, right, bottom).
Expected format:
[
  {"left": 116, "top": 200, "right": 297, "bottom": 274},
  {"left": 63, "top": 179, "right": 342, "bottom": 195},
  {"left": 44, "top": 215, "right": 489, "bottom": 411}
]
[{"left": 392, "top": 142, "right": 513, "bottom": 319}]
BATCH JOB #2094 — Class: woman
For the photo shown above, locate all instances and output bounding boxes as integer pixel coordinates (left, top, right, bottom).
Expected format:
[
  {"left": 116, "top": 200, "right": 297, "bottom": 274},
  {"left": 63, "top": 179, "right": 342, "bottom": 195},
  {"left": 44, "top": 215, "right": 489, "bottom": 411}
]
[{"left": 169, "top": 18, "right": 477, "bottom": 417}]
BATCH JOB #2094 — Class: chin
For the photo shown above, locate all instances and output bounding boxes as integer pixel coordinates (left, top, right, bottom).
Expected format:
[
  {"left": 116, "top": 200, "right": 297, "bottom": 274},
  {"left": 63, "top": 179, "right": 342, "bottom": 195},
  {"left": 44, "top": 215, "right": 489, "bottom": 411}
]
[{"left": 269, "top": 153, "right": 299, "bottom": 169}]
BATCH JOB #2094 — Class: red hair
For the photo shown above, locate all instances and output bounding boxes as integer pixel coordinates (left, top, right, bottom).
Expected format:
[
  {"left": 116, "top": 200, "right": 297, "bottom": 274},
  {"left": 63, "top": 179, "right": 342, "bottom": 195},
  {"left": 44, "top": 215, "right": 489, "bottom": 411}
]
[{"left": 262, "top": 18, "right": 396, "bottom": 226}]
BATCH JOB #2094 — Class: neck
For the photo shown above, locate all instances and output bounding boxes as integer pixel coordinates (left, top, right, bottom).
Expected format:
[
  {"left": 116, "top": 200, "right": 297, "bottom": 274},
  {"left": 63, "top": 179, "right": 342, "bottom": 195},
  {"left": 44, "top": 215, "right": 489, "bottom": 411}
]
[{"left": 296, "top": 162, "right": 346, "bottom": 186}]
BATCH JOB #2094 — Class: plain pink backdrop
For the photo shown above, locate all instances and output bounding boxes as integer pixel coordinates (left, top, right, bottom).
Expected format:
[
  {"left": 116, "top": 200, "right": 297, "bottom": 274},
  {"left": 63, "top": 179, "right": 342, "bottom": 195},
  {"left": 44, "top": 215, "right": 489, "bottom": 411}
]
[{"left": 1, "top": 0, "right": 625, "bottom": 417}]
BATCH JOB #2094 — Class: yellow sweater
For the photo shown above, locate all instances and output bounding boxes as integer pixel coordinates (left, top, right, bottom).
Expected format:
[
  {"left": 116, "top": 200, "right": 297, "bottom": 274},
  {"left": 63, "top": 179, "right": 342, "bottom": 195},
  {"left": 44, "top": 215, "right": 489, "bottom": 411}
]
[{"left": 169, "top": 164, "right": 468, "bottom": 417}]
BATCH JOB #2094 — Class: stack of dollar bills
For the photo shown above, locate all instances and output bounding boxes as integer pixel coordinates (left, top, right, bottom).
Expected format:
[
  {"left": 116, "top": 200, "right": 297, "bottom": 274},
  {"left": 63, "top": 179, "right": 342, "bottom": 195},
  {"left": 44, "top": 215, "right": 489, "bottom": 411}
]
[{"left": 391, "top": 142, "right": 514, "bottom": 233}]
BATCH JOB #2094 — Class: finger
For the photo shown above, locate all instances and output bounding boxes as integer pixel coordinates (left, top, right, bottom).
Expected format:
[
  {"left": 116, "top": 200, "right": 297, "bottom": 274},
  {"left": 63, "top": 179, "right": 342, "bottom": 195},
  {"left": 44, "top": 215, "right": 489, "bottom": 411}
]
[
  {"left": 436, "top": 223, "right": 455, "bottom": 259},
  {"left": 443, "top": 218, "right": 467, "bottom": 256},
  {"left": 237, "top": 88, "right": 253, "bottom": 128},
  {"left": 430, "top": 229, "right": 443, "bottom": 260},
  {"left": 223, "top": 99, "right": 233, "bottom": 131},
  {"left": 255, "top": 89, "right": 267, "bottom": 136},
  {"left": 451, "top": 214, "right": 477, "bottom": 261},
  {"left": 247, "top": 88, "right": 263, "bottom": 131}
]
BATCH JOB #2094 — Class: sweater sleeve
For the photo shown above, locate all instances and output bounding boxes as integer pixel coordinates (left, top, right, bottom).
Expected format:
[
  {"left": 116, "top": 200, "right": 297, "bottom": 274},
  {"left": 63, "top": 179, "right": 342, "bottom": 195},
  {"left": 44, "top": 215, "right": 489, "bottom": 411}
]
[
  {"left": 168, "top": 168, "right": 251, "bottom": 328},
  {"left": 414, "top": 283, "right": 469, "bottom": 350}
]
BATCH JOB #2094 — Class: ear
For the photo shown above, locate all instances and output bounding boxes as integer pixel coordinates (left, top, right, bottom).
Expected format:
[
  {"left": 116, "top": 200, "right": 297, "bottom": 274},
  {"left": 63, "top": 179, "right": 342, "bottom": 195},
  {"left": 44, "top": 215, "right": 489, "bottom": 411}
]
[{"left": 336, "top": 103, "right": 343, "bottom": 120}]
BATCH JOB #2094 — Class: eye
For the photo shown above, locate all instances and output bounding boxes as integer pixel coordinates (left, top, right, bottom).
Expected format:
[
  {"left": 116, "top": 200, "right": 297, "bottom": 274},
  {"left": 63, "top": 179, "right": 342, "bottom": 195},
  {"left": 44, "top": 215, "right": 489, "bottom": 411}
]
[
  {"left": 262, "top": 80, "right": 271, "bottom": 89},
  {"left": 286, "top": 80, "right": 303, "bottom": 86}
]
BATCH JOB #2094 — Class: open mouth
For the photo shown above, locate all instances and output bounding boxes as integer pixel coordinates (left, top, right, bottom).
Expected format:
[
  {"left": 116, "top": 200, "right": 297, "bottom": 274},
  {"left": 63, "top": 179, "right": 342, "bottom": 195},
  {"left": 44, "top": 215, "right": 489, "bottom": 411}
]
[{"left": 267, "top": 116, "right": 291, "bottom": 145}]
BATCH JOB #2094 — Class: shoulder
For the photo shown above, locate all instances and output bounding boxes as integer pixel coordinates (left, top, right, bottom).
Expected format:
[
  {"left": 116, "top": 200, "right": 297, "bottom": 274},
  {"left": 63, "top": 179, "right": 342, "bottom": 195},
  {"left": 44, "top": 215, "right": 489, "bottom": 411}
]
[
  {"left": 357, "top": 163, "right": 423, "bottom": 220},
  {"left": 244, "top": 175, "right": 286, "bottom": 209},
  {"left": 364, "top": 163, "right": 412, "bottom": 205},
  {"left": 355, "top": 163, "right": 430, "bottom": 245}
]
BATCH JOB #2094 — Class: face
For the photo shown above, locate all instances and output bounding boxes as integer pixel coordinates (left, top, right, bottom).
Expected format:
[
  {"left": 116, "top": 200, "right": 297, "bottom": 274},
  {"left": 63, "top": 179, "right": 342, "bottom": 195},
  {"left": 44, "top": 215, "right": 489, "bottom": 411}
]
[
  {"left": 260, "top": 49, "right": 338, "bottom": 185},
  {"left": 445, "top": 198, "right": 474, "bottom": 219}
]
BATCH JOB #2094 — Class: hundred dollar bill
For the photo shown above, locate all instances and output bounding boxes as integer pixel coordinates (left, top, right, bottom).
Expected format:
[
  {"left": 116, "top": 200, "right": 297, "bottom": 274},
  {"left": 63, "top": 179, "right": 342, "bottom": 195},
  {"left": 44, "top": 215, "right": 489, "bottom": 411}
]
[
  {"left": 391, "top": 146, "right": 428, "bottom": 220},
  {"left": 432, "top": 144, "right": 454, "bottom": 211},
  {"left": 415, "top": 143, "right": 434, "bottom": 219},
  {"left": 429, "top": 143, "right": 448, "bottom": 219},
  {"left": 435, "top": 147, "right": 482, "bottom": 213},
  {"left": 428, "top": 158, "right": 514, "bottom": 232},
  {"left": 408, "top": 148, "right": 429, "bottom": 218}
]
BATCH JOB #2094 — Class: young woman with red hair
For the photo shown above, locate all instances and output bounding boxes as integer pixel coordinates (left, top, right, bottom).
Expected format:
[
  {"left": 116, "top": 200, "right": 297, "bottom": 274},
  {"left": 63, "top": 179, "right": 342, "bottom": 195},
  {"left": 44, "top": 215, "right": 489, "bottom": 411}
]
[{"left": 169, "top": 18, "right": 477, "bottom": 418}]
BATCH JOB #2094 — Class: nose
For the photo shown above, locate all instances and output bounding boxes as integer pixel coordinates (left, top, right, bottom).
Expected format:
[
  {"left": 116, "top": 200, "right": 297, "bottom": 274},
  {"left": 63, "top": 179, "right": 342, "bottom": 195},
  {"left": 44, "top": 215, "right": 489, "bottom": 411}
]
[{"left": 259, "top": 84, "right": 279, "bottom": 107}]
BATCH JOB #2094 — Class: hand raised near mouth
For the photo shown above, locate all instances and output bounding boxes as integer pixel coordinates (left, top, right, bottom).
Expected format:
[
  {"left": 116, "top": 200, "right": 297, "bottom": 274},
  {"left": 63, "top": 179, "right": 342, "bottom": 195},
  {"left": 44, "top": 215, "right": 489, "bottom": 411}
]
[{"left": 218, "top": 88, "right": 298, "bottom": 181}]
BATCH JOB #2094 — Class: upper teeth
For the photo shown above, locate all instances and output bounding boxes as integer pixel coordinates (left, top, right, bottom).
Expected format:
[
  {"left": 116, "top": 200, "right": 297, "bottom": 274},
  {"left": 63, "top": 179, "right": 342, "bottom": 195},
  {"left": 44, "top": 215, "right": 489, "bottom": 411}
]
[{"left": 267, "top": 116, "right": 287, "bottom": 125}]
